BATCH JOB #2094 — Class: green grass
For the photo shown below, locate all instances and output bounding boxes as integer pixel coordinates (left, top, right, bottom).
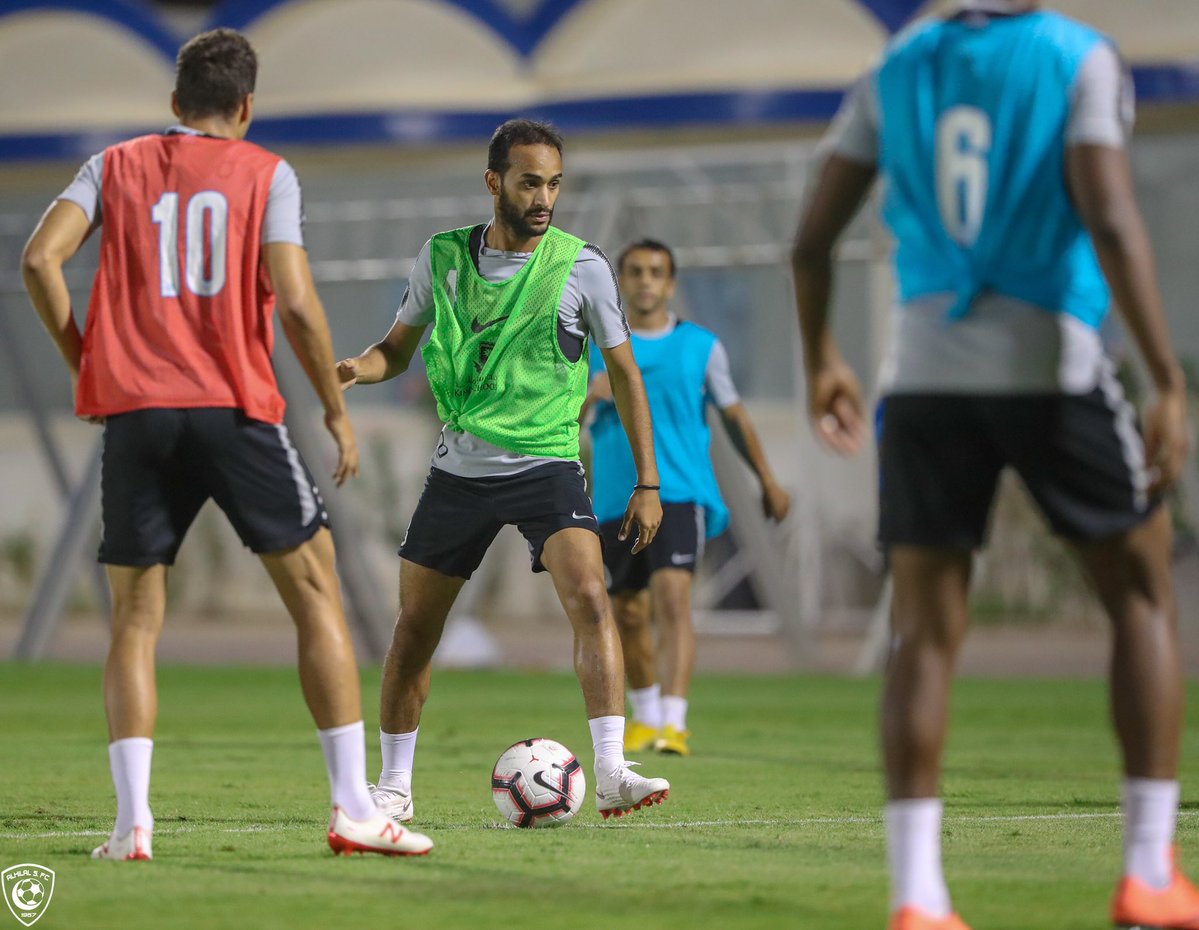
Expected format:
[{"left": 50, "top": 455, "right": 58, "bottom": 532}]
[{"left": 1, "top": 666, "right": 1198, "bottom": 930}]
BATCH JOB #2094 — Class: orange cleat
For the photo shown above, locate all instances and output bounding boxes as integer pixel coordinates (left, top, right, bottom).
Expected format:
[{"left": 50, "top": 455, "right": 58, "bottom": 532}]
[
  {"left": 887, "top": 906, "right": 972, "bottom": 930},
  {"left": 1112, "top": 852, "right": 1199, "bottom": 929}
]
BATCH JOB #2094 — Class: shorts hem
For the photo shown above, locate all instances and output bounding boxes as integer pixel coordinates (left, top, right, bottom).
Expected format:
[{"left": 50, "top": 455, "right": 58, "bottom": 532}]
[
  {"left": 98, "top": 552, "right": 177, "bottom": 567},
  {"left": 397, "top": 549, "right": 476, "bottom": 581},
  {"left": 249, "top": 518, "right": 326, "bottom": 556},
  {"left": 1050, "top": 498, "right": 1161, "bottom": 545}
]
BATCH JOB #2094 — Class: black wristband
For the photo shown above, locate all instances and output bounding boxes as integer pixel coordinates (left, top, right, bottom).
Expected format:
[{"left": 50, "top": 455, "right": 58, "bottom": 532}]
[{"left": 634, "top": 484, "right": 660, "bottom": 491}]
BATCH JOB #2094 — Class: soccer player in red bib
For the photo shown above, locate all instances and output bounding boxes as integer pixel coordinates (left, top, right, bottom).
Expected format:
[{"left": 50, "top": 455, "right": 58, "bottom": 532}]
[{"left": 23, "top": 28, "right": 431, "bottom": 860}]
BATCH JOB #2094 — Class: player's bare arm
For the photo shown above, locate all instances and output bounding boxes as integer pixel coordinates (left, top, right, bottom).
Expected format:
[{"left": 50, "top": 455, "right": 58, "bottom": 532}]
[
  {"left": 21, "top": 199, "right": 94, "bottom": 394},
  {"left": 337, "top": 319, "right": 427, "bottom": 389},
  {"left": 600, "top": 340, "right": 662, "bottom": 553},
  {"left": 790, "top": 153, "right": 876, "bottom": 456},
  {"left": 1067, "top": 143, "right": 1191, "bottom": 495},
  {"left": 718, "top": 402, "right": 792, "bottom": 521},
  {"left": 265, "top": 242, "right": 359, "bottom": 485}
]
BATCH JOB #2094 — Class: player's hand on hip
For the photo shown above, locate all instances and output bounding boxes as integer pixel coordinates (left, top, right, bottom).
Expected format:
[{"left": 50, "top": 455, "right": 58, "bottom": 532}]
[
  {"left": 808, "top": 360, "right": 865, "bottom": 456},
  {"left": 762, "top": 480, "right": 792, "bottom": 522},
  {"left": 324, "top": 409, "right": 360, "bottom": 486},
  {"left": 336, "top": 358, "right": 361, "bottom": 391},
  {"left": 620, "top": 488, "right": 662, "bottom": 555},
  {"left": 1144, "top": 387, "right": 1191, "bottom": 497}
]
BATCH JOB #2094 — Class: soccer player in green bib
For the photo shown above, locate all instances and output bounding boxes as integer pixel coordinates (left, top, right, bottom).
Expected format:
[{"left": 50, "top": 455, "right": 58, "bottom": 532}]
[{"left": 338, "top": 119, "right": 671, "bottom": 823}]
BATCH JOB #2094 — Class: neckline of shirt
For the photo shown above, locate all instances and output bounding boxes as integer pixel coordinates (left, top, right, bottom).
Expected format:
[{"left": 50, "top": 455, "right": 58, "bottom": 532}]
[{"left": 630, "top": 313, "right": 679, "bottom": 339}]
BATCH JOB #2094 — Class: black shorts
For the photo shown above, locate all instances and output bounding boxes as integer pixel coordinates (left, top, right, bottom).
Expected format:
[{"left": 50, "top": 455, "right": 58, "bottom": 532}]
[
  {"left": 600, "top": 502, "right": 704, "bottom": 593},
  {"left": 877, "top": 388, "right": 1156, "bottom": 550},
  {"left": 99, "top": 408, "right": 328, "bottom": 566},
  {"left": 398, "top": 461, "right": 599, "bottom": 579}
]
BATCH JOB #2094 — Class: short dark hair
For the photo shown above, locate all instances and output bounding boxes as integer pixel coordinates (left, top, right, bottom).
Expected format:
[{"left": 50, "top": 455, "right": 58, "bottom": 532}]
[
  {"left": 487, "top": 119, "right": 564, "bottom": 175},
  {"left": 617, "top": 239, "right": 676, "bottom": 278},
  {"left": 175, "top": 28, "right": 257, "bottom": 119}
]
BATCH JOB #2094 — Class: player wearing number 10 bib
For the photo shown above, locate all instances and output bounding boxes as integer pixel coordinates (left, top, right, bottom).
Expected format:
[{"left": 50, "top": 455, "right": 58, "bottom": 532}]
[
  {"left": 791, "top": 2, "right": 1193, "bottom": 929},
  {"left": 23, "top": 28, "right": 432, "bottom": 860}
]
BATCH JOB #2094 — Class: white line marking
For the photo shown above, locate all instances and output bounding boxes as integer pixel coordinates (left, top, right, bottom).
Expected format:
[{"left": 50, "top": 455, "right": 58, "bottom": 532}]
[{"left": 5, "top": 810, "right": 1197, "bottom": 840}]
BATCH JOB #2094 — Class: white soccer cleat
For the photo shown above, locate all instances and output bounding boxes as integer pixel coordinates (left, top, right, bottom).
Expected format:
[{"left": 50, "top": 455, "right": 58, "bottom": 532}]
[
  {"left": 326, "top": 805, "right": 433, "bottom": 857},
  {"left": 595, "top": 761, "right": 670, "bottom": 820},
  {"left": 368, "top": 783, "right": 414, "bottom": 823},
  {"left": 91, "top": 825, "right": 153, "bottom": 861}
]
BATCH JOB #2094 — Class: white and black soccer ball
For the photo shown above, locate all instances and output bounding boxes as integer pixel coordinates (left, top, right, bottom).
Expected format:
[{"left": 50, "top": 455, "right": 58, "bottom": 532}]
[{"left": 491, "top": 738, "right": 586, "bottom": 828}]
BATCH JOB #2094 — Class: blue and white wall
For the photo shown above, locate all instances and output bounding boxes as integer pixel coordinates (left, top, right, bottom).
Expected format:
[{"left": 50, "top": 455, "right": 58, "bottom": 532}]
[{"left": 2, "top": 0, "right": 1197, "bottom": 160}]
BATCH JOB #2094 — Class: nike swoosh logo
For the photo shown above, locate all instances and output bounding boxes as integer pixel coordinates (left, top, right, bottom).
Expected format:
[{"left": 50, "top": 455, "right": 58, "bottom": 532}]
[
  {"left": 670, "top": 553, "right": 695, "bottom": 565},
  {"left": 471, "top": 315, "right": 510, "bottom": 334},
  {"left": 572, "top": 511, "right": 597, "bottom": 522},
  {"left": 531, "top": 768, "right": 568, "bottom": 798}
]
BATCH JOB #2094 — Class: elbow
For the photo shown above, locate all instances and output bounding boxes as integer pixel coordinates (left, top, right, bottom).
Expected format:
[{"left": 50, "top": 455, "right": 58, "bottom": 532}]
[
  {"left": 275, "top": 297, "right": 313, "bottom": 330},
  {"left": 1085, "top": 215, "right": 1133, "bottom": 255},
  {"left": 20, "top": 244, "right": 54, "bottom": 280}
]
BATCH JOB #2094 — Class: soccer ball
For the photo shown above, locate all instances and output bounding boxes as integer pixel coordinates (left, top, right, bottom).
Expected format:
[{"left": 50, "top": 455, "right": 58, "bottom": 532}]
[
  {"left": 13, "top": 879, "right": 43, "bottom": 909},
  {"left": 491, "top": 738, "right": 586, "bottom": 828}
]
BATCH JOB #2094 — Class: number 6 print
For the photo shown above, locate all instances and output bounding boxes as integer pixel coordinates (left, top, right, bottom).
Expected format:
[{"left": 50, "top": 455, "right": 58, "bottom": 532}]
[
  {"left": 151, "top": 191, "right": 229, "bottom": 298},
  {"left": 936, "top": 106, "right": 992, "bottom": 247}
]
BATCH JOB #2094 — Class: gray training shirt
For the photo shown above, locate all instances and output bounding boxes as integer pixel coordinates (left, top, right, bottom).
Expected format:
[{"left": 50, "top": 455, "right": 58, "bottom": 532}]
[{"left": 397, "top": 225, "right": 632, "bottom": 478}]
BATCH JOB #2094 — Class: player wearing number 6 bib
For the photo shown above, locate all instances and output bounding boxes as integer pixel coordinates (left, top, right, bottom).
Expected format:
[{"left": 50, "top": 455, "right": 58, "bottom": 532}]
[
  {"left": 792, "top": 2, "right": 1194, "bottom": 929},
  {"left": 22, "top": 28, "right": 432, "bottom": 860}
]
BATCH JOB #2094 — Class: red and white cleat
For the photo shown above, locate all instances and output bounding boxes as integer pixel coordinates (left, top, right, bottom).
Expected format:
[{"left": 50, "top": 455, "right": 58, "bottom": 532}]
[
  {"left": 326, "top": 805, "right": 433, "bottom": 857},
  {"left": 595, "top": 762, "right": 670, "bottom": 820},
  {"left": 91, "top": 826, "right": 152, "bottom": 861}
]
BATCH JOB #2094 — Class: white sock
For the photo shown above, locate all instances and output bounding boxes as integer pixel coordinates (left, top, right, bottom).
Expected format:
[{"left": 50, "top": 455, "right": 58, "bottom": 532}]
[
  {"left": 1123, "top": 777, "right": 1179, "bottom": 889},
  {"left": 589, "top": 715, "right": 626, "bottom": 774},
  {"left": 662, "top": 695, "right": 688, "bottom": 731},
  {"left": 109, "top": 737, "right": 154, "bottom": 836},
  {"left": 886, "top": 798, "right": 952, "bottom": 918},
  {"left": 379, "top": 728, "right": 418, "bottom": 794},
  {"left": 628, "top": 685, "right": 663, "bottom": 727},
  {"left": 317, "top": 721, "right": 376, "bottom": 821}
]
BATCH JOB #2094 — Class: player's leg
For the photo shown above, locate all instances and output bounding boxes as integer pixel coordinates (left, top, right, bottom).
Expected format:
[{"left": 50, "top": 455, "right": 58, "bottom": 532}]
[
  {"left": 259, "top": 529, "right": 379, "bottom": 820},
  {"left": 262, "top": 535, "right": 435, "bottom": 855},
  {"left": 93, "top": 409, "right": 203, "bottom": 861},
  {"left": 1079, "top": 511, "right": 1199, "bottom": 927},
  {"left": 611, "top": 589, "right": 661, "bottom": 749},
  {"left": 648, "top": 568, "right": 694, "bottom": 754},
  {"left": 539, "top": 526, "right": 669, "bottom": 817},
  {"left": 602, "top": 514, "right": 661, "bottom": 750},
  {"left": 96, "top": 564, "right": 167, "bottom": 861},
  {"left": 878, "top": 396, "right": 998, "bottom": 930},
  {"left": 1000, "top": 386, "right": 1198, "bottom": 925},
  {"left": 374, "top": 467, "right": 494, "bottom": 821},
  {"left": 645, "top": 503, "right": 703, "bottom": 755},
  {"left": 376, "top": 559, "right": 465, "bottom": 795},
  {"left": 518, "top": 460, "right": 669, "bottom": 816},
  {"left": 884, "top": 546, "right": 973, "bottom": 927}
]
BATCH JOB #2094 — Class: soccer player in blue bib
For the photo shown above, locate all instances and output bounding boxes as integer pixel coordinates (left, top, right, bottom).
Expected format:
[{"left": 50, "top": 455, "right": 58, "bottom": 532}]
[
  {"left": 586, "top": 239, "right": 791, "bottom": 757},
  {"left": 792, "top": 2, "right": 1194, "bottom": 929}
]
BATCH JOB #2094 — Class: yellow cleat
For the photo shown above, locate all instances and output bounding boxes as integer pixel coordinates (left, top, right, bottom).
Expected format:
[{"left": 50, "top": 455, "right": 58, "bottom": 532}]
[
  {"left": 654, "top": 725, "right": 691, "bottom": 756},
  {"left": 624, "top": 720, "right": 660, "bottom": 753}
]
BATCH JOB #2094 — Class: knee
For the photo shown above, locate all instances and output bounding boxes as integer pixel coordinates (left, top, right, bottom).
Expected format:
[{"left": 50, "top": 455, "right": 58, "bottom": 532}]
[
  {"left": 613, "top": 599, "right": 650, "bottom": 637},
  {"left": 567, "top": 579, "right": 611, "bottom": 629}
]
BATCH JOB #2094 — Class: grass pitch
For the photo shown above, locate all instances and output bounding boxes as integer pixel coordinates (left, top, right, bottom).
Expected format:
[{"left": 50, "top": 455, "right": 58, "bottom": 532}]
[{"left": 1, "top": 665, "right": 1197, "bottom": 930}]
